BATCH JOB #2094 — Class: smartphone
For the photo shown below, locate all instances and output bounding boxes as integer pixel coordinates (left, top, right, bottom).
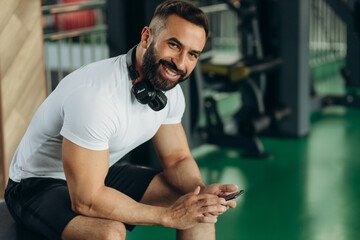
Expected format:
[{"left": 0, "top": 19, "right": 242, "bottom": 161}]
[{"left": 225, "top": 190, "right": 245, "bottom": 201}]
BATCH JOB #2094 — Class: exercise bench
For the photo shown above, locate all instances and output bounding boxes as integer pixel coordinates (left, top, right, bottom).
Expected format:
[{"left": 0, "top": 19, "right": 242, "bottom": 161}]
[{"left": 0, "top": 201, "right": 45, "bottom": 240}]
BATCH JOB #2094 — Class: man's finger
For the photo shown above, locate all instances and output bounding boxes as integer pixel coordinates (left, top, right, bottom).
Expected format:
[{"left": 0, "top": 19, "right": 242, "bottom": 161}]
[
  {"left": 200, "top": 205, "right": 227, "bottom": 215},
  {"left": 196, "top": 194, "right": 224, "bottom": 202},
  {"left": 203, "top": 212, "right": 215, "bottom": 217},
  {"left": 219, "top": 184, "right": 238, "bottom": 193},
  {"left": 225, "top": 199, "right": 237, "bottom": 208},
  {"left": 197, "top": 196, "right": 226, "bottom": 209},
  {"left": 193, "top": 186, "right": 201, "bottom": 195}
]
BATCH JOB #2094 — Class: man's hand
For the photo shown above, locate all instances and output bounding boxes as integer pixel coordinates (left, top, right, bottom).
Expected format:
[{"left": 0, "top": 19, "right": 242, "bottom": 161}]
[
  {"left": 163, "top": 186, "right": 227, "bottom": 230},
  {"left": 201, "top": 184, "right": 239, "bottom": 211}
]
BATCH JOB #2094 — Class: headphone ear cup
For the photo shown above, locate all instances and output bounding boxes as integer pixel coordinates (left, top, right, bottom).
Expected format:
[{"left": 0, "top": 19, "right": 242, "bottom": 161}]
[
  {"left": 148, "top": 90, "right": 167, "bottom": 111},
  {"left": 132, "top": 81, "right": 156, "bottom": 104}
]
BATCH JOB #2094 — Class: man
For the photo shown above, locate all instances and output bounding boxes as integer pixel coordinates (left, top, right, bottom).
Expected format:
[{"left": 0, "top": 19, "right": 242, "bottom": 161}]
[{"left": 5, "top": 1, "right": 238, "bottom": 239}]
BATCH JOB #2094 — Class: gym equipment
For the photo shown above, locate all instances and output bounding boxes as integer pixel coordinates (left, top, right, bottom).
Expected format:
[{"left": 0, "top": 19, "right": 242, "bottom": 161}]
[
  {"left": 0, "top": 201, "right": 45, "bottom": 240},
  {"left": 310, "top": 76, "right": 360, "bottom": 110},
  {"left": 320, "top": 68, "right": 360, "bottom": 108},
  {"left": 200, "top": 58, "right": 290, "bottom": 158},
  {"left": 311, "top": 0, "right": 360, "bottom": 111},
  {"left": 54, "top": 0, "right": 96, "bottom": 31},
  {"left": 197, "top": 0, "right": 291, "bottom": 158}
]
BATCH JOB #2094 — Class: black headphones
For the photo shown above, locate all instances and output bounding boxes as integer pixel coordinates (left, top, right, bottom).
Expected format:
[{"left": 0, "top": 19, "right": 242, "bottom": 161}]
[{"left": 126, "top": 45, "right": 167, "bottom": 111}]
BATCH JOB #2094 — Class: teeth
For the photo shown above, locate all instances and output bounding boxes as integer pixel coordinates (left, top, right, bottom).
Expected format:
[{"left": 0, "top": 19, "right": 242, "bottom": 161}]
[{"left": 164, "top": 66, "right": 177, "bottom": 76}]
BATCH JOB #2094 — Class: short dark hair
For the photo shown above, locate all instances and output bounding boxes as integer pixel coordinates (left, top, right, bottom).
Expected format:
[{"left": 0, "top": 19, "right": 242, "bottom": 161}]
[{"left": 150, "top": 0, "right": 209, "bottom": 38}]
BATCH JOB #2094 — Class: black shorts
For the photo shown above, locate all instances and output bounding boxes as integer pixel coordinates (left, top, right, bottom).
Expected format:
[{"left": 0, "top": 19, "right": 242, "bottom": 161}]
[{"left": 4, "top": 163, "right": 160, "bottom": 240}]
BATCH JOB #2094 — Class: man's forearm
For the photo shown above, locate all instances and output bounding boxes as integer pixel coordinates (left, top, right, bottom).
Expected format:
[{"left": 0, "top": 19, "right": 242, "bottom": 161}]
[
  {"left": 163, "top": 157, "right": 205, "bottom": 194},
  {"left": 73, "top": 185, "right": 168, "bottom": 227}
]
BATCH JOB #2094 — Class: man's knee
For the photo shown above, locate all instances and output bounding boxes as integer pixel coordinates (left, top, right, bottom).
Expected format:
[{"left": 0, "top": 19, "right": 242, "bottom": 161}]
[
  {"left": 62, "top": 216, "right": 127, "bottom": 240},
  {"left": 99, "top": 221, "right": 127, "bottom": 240}
]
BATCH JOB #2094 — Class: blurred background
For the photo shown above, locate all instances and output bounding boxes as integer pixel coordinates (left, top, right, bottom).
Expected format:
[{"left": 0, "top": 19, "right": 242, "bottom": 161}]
[{"left": 0, "top": 0, "right": 359, "bottom": 239}]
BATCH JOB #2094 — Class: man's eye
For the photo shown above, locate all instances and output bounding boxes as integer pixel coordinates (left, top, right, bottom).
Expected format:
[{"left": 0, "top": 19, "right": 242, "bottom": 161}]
[
  {"left": 189, "top": 53, "right": 199, "bottom": 59},
  {"left": 169, "top": 42, "right": 179, "bottom": 49}
]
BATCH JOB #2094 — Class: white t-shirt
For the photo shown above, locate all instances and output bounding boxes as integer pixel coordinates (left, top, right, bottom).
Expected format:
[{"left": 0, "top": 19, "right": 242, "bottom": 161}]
[{"left": 9, "top": 55, "right": 185, "bottom": 182}]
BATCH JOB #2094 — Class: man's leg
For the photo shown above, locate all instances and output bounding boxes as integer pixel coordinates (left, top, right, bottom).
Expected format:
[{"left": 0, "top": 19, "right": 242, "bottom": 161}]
[
  {"left": 140, "top": 173, "right": 216, "bottom": 240},
  {"left": 61, "top": 215, "right": 126, "bottom": 240},
  {"left": 177, "top": 223, "right": 215, "bottom": 240}
]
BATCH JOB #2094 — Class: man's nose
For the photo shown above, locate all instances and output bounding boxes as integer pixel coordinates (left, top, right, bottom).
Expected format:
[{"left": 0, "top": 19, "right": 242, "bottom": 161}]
[{"left": 172, "top": 52, "right": 186, "bottom": 72}]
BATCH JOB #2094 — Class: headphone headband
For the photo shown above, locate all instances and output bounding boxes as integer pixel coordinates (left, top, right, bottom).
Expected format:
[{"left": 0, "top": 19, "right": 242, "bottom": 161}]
[{"left": 126, "top": 45, "right": 140, "bottom": 80}]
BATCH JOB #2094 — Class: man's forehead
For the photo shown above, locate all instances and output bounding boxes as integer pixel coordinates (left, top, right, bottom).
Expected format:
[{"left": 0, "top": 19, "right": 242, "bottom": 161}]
[{"left": 159, "top": 15, "right": 207, "bottom": 50}]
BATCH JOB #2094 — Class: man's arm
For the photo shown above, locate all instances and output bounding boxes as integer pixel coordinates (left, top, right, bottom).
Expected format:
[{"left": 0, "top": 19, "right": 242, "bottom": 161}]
[
  {"left": 152, "top": 123, "right": 205, "bottom": 194},
  {"left": 152, "top": 123, "right": 238, "bottom": 208},
  {"left": 62, "top": 137, "right": 222, "bottom": 229}
]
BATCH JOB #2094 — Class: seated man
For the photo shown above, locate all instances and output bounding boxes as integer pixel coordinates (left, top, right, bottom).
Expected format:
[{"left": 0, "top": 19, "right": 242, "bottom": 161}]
[{"left": 4, "top": 1, "right": 238, "bottom": 239}]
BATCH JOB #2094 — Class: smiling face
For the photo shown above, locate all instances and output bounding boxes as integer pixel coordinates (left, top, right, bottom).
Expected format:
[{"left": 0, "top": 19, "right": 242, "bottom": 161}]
[{"left": 141, "top": 14, "right": 207, "bottom": 91}]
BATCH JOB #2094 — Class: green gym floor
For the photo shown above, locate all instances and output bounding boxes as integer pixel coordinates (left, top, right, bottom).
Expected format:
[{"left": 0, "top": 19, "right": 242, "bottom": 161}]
[{"left": 127, "top": 78, "right": 360, "bottom": 239}]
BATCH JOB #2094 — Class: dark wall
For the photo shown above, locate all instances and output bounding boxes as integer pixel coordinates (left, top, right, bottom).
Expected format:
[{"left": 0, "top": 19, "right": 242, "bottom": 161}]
[{"left": 106, "top": 0, "right": 164, "bottom": 56}]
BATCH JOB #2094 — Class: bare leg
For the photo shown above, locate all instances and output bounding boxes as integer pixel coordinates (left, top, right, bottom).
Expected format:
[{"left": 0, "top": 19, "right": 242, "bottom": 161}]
[
  {"left": 140, "top": 173, "right": 216, "bottom": 240},
  {"left": 61, "top": 215, "right": 127, "bottom": 240},
  {"left": 177, "top": 223, "right": 215, "bottom": 240}
]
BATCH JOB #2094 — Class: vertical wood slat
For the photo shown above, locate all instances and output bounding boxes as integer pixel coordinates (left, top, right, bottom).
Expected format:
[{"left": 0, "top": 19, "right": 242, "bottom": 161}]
[{"left": 0, "top": 0, "right": 47, "bottom": 196}]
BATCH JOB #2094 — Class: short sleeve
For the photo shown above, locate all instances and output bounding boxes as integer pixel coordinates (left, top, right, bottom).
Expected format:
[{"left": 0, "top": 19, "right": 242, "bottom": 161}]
[
  {"left": 60, "top": 87, "right": 118, "bottom": 150},
  {"left": 162, "top": 85, "right": 185, "bottom": 125}
]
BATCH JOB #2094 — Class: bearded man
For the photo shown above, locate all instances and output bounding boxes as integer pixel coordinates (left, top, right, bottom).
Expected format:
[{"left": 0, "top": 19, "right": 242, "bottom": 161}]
[{"left": 5, "top": 1, "right": 238, "bottom": 239}]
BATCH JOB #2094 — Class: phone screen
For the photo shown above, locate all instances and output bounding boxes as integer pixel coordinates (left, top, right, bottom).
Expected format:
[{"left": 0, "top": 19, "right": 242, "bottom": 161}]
[{"left": 225, "top": 190, "right": 244, "bottom": 201}]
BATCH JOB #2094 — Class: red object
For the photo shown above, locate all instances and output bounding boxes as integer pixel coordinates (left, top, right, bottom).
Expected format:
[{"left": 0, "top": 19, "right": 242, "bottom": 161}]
[{"left": 54, "top": 0, "right": 96, "bottom": 31}]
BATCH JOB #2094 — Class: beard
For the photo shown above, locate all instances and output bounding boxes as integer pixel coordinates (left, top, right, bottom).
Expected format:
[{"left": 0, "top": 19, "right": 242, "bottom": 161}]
[{"left": 142, "top": 42, "right": 189, "bottom": 91}]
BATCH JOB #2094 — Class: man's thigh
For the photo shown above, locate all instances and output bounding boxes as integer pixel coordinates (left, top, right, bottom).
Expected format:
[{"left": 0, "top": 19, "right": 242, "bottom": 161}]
[{"left": 105, "top": 163, "right": 160, "bottom": 205}]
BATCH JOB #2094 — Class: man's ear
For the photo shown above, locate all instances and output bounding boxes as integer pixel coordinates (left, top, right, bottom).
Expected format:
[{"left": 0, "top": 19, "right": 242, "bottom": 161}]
[{"left": 140, "top": 27, "right": 152, "bottom": 49}]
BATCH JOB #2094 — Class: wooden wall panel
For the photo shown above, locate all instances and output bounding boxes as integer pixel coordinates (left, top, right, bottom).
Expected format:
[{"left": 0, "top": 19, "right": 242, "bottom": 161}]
[{"left": 0, "top": 0, "right": 47, "bottom": 195}]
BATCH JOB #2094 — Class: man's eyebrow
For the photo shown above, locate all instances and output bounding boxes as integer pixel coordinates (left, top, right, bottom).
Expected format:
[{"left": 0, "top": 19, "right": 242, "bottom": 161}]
[
  {"left": 168, "top": 37, "right": 183, "bottom": 47},
  {"left": 168, "top": 37, "right": 202, "bottom": 55}
]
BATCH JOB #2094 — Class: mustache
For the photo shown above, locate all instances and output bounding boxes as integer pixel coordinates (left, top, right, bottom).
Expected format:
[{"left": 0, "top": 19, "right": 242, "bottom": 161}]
[{"left": 158, "top": 59, "right": 186, "bottom": 77}]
